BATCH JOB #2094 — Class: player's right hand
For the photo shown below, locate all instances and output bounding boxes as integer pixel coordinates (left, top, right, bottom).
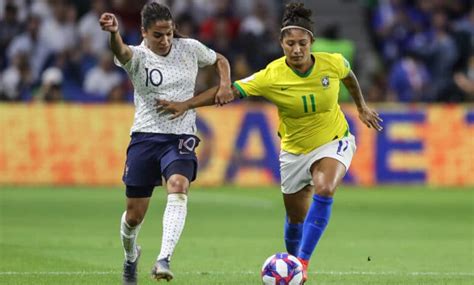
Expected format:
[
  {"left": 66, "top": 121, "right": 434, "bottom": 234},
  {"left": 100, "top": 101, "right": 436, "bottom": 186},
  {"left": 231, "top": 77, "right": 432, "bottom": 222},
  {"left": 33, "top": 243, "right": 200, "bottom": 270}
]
[
  {"left": 99, "top": 13, "right": 119, "bottom": 33},
  {"left": 155, "top": 99, "right": 189, "bottom": 120}
]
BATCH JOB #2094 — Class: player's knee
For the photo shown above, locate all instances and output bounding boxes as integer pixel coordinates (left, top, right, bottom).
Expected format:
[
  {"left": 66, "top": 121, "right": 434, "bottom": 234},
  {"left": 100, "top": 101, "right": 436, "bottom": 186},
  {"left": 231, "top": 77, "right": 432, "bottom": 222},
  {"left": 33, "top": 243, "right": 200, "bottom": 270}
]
[
  {"left": 167, "top": 175, "right": 189, "bottom": 194},
  {"left": 314, "top": 183, "right": 336, "bottom": 197},
  {"left": 126, "top": 213, "right": 144, "bottom": 227}
]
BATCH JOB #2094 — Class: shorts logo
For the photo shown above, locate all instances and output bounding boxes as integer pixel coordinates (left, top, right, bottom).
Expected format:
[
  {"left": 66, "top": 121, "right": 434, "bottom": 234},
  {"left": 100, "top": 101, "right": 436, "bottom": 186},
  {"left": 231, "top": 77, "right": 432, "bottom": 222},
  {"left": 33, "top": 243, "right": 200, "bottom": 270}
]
[
  {"left": 321, "top": 76, "right": 330, "bottom": 88},
  {"left": 336, "top": 140, "right": 349, "bottom": 156},
  {"left": 179, "top": 137, "right": 197, "bottom": 154},
  {"left": 124, "top": 165, "right": 129, "bottom": 177}
]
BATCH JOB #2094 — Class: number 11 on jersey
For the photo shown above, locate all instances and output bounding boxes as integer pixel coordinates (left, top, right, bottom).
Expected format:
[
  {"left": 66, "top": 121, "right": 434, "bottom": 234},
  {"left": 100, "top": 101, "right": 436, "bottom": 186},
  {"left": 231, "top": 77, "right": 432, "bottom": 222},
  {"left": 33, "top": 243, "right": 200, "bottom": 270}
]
[{"left": 301, "top": 94, "right": 316, "bottom": 113}]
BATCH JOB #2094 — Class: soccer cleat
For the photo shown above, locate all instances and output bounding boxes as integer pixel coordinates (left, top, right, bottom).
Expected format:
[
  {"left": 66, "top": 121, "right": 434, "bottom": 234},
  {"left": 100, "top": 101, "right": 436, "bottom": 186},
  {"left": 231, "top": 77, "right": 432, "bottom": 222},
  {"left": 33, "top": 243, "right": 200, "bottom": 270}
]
[
  {"left": 298, "top": 257, "right": 309, "bottom": 284},
  {"left": 151, "top": 257, "right": 174, "bottom": 282},
  {"left": 122, "top": 246, "right": 141, "bottom": 285}
]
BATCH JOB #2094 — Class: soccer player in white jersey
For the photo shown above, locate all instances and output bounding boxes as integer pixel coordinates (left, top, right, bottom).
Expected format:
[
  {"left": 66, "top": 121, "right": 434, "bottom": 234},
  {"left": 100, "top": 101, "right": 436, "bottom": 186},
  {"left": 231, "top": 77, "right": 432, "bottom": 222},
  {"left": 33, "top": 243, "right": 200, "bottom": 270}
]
[{"left": 99, "top": 2, "right": 232, "bottom": 284}]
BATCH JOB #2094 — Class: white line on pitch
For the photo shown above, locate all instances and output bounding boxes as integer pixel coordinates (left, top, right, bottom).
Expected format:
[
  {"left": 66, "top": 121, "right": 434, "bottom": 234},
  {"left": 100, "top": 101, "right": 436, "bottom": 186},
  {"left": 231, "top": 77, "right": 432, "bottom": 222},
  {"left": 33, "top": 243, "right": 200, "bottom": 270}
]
[{"left": 0, "top": 271, "right": 473, "bottom": 276}]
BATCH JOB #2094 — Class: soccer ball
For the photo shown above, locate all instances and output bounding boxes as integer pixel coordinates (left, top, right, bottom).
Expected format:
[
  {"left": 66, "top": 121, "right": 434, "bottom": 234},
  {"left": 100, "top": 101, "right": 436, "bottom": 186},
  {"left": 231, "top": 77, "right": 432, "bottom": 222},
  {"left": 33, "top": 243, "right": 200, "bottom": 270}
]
[{"left": 261, "top": 252, "right": 304, "bottom": 285}]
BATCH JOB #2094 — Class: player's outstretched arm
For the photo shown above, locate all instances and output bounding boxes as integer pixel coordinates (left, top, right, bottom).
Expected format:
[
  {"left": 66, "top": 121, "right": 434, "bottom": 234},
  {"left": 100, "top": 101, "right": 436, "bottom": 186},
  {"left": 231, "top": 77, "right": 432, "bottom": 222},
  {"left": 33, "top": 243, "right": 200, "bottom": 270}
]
[
  {"left": 342, "top": 70, "right": 383, "bottom": 131},
  {"left": 99, "top": 13, "right": 132, "bottom": 65},
  {"left": 155, "top": 85, "right": 241, "bottom": 119},
  {"left": 213, "top": 53, "right": 233, "bottom": 106}
]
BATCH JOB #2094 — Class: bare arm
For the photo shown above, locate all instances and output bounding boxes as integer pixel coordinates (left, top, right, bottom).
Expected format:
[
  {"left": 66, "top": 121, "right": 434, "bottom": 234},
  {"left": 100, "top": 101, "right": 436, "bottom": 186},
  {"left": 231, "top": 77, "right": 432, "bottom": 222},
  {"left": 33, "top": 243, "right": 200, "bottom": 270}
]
[
  {"left": 155, "top": 85, "right": 241, "bottom": 119},
  {"left": 213, "top": 53, "right": 233, "bottom": 105},
  {"left": 342, "top": 70, "right": 383, "bottom": 131},
  {"left": 99, "top": 13, "right": 132, "bottom": 65}
]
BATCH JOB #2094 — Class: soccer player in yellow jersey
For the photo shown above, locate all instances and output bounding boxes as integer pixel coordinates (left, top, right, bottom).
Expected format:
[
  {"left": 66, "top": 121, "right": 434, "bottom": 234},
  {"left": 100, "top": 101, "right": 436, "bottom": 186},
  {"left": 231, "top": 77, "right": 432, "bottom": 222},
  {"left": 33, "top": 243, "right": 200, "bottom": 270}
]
[{"left": 155, "top": 2, "right": 382, "bottom": 283}]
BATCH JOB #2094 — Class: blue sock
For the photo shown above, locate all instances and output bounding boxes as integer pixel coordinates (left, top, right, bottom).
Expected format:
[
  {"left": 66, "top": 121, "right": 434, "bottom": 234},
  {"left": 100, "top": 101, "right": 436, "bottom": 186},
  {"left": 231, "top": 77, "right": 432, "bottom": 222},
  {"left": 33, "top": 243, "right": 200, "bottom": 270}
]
[
  {"left": 298, "top": 194, "right": 334, "bottom": 261},
  {"left": 284, "top": 216, "right": 303, "bottom": 256}
]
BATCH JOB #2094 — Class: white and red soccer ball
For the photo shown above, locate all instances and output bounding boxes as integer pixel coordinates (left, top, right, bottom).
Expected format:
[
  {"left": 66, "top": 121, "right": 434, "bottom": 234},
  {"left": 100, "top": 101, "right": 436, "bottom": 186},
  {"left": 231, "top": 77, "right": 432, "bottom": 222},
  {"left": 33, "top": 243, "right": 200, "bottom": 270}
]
[{"left": 261, "top": 252, "right": 304, "bottom": 285}]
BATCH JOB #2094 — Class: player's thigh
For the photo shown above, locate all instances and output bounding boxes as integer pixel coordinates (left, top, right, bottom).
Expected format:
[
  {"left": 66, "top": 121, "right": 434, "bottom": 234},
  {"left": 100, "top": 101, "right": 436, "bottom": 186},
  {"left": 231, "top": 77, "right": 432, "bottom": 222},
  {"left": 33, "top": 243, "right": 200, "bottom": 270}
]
[
  {"left": 280, "top": 151, "right": 313, "bottom": 194},
  {"left": 283, "top": 185, "right": 314, "bottom": 223},
  {"left": 163, "top": 160, "right": 195, "bottom": 194},
  {"left": 310, "top": 158, "right": 347, "bottom": 196}
]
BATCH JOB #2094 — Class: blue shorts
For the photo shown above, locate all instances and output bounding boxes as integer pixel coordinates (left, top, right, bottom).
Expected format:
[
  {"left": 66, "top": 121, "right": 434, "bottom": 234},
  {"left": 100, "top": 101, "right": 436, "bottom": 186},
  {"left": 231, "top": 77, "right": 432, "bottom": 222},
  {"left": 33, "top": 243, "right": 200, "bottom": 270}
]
[{"left": 122, "top": 133, "right": 200, "bottom": 196}]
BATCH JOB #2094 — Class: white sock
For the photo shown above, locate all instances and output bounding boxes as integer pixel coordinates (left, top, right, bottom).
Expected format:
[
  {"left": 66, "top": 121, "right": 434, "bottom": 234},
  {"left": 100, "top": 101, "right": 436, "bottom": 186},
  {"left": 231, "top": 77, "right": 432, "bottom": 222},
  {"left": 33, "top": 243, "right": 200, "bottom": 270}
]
[
  {"left": 120, "top": 211, "right": 142, "bottom": 262},
  {"left": 157, "top": 193, "right": 188, "bottom": 261}
]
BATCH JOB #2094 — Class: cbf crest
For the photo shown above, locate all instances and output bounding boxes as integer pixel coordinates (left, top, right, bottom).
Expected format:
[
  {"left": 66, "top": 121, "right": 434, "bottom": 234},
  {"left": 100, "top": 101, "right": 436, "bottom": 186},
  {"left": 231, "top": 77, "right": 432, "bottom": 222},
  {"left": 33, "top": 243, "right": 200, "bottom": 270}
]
[{"left": 321, "top": 76, "right": 330, "bottom": 88}]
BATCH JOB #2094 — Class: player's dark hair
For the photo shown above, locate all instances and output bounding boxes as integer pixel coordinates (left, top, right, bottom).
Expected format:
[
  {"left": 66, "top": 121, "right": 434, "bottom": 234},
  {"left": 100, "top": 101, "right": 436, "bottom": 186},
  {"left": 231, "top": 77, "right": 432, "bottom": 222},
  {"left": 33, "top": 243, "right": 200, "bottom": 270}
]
[
  {"left": 141, "top": 2, "right": 184, "bottom": 38},
  {"left": 281, "top": 2, "right": 314, "bottom": 39}
]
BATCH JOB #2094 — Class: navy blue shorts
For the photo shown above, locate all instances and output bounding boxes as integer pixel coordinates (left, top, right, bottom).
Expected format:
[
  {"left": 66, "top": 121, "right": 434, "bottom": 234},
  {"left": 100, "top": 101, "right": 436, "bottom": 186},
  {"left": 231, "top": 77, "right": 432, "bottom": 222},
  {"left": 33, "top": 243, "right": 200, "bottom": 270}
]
[{"left": 123, "top": 133, "right": 200, "bottom": 197}]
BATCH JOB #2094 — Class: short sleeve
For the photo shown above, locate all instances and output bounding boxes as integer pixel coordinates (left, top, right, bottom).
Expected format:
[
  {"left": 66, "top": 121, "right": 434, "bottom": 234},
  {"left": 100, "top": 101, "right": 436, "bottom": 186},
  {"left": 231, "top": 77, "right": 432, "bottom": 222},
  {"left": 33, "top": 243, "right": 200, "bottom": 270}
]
[
  {"left": 233, "top": 68, "right": 268, "bottom": 98},
  {"left": 190, "top": 39, "right": 217, "bottom": 68},
  {"left": 334, "top": 53, "right": 351, "bottom": 79},
  {"left": 114, "top": 45, "right": 143, "bottom": 74}
]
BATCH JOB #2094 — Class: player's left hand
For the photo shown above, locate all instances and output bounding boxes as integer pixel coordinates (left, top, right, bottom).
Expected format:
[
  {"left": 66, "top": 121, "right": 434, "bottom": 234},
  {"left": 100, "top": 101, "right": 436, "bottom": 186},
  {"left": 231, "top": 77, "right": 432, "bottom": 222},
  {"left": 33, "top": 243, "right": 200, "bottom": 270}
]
[
  {"left": 215, "top": 84, "right": 234, "bottom": 106},
  {"left": 154, "top": 99, "right": 188, "bottom": 119},
  {"left": 358, "top": 106, "right": 383, "bottom": 131}
]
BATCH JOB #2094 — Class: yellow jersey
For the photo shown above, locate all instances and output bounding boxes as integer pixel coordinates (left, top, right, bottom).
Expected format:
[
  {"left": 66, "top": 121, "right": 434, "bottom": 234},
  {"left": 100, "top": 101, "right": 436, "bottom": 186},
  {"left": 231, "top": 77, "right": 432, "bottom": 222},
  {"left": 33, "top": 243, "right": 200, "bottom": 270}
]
[{"left": 234, "top": 52, "right": 351, "bottom": 154}]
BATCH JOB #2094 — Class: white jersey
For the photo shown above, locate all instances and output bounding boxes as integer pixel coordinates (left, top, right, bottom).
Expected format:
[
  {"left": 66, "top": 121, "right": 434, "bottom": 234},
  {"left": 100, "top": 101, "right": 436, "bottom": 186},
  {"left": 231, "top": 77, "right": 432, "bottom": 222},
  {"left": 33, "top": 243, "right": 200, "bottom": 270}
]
[{"left": 116, "top": 38, "right": 216, "bottom": 135}]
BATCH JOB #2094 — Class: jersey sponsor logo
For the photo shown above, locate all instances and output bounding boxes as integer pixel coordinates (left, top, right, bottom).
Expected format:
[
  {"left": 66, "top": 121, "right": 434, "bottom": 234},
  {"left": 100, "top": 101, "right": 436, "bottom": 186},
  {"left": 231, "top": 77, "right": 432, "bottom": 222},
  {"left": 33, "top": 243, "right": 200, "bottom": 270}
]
[{"left": 321, "top": 76, "right": 330, "bottom": 88}]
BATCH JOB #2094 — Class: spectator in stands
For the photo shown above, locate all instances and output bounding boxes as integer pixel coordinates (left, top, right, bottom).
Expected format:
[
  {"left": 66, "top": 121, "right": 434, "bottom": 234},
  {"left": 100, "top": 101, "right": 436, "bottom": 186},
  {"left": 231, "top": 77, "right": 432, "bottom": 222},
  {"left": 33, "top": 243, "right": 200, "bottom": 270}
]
[
  {"left": 372, "top": 0, "right": 412, "bottom": 64},
  {"left": 36, "top": 67, "right": 63, "bottom": 102},
  {"left": 107, "top": 84, "right": 128, "bottom": 102},
  {"left": 238, "top": 0, "right": 280, "bottom": 70},
  {"left": 78, "top": 0, "right": 109, "bottom": 57},
  {"left": 388, "top": 50, "right": 432, "bottom": 102},
  {"left": 426, "top": 10, "right": 459, "bottom": 101},
  {"left": 453, "top": 54, "right": 474, "bottom": 100},
  {"left": 111, "top": 0, "right": 147, "bottom": 44},
  {"left": 452, "top": 6, "right": 473, "bottom": 77},
  {"left": 199, "top": 0, "right": 240, "bottom": 44},
  {"left": 83, "top": 51, "right": 123, "bottom": 98},
  {"left": 7, "top": 14, "right": 49, "bottom": 82},
  {"left": 175, "top": 12, "right": 198, "bottom": 38},
  {"left": 0, "top": 2, "right": 22, "bottom": 68},
  {"left": 0, "top": 53, "right": 33, "bottom": 101},
  {"left": 38, "top": 0, "right": 77, "bottom": 53}
]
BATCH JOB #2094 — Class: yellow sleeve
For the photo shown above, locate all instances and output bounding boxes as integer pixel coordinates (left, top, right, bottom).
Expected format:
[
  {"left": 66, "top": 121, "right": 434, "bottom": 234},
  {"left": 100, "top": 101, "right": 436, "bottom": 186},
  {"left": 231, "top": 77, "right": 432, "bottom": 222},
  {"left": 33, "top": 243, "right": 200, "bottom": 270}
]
[
  {"left": 334, "top": 53, "right": 351, "bottom": 79},
  {"left": 233, "top": 68, "right": 269, "bottom": 98}
]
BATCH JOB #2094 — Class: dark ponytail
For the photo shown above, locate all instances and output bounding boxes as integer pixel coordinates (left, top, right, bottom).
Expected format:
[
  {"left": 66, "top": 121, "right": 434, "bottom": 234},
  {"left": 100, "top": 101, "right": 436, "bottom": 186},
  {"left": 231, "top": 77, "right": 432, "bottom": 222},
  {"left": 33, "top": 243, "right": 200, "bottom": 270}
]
[
  {"left": 281, "top": 2, "right": 314, "bottom": 38},
  {"left": 141, "top": 2, "right": 185, "bottom": 38}
]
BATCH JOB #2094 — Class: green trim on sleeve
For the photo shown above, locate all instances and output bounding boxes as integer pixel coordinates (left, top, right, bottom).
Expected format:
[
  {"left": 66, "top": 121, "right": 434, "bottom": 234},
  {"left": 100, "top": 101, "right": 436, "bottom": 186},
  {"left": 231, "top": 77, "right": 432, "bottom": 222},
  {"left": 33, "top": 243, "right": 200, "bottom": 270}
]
[{"left": 233, "top": 82, "right": 248, "bottom": 98}]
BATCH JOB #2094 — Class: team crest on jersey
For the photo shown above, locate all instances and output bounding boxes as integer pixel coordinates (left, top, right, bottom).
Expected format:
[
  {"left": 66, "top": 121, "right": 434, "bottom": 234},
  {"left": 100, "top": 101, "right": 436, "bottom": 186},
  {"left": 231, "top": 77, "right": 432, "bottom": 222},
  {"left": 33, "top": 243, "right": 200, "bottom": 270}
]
[{"left": 321, "top": 76, "right": 330, "bottom": 88}]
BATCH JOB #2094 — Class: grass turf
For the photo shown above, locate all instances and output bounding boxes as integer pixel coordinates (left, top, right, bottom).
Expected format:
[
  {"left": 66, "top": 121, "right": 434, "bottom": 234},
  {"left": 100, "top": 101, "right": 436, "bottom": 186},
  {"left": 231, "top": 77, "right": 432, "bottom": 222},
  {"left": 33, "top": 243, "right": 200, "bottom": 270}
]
[{"left": 0, "top": 186, "right": 472, "bottom": 284}]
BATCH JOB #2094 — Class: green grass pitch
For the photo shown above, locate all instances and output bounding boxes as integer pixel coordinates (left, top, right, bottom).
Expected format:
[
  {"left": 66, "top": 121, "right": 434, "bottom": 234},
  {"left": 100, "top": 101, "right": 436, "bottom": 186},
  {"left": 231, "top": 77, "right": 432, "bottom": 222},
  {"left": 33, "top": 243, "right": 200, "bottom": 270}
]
[{"left": 0, "top": 186, "right": 472, "bottom": 285}]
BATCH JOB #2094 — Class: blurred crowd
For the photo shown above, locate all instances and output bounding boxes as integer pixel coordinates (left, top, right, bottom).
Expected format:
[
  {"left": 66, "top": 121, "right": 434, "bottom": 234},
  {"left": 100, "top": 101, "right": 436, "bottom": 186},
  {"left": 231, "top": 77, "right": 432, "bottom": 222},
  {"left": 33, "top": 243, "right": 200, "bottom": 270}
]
[
  {"left": 0, "top": 0, "right": 283, "bottom": 103},
  {"left": 366, "top": 0, "right": 473, "bottom": 102},
  {"left": 0, "top": 0, "right": 472, "bottom": 103}
]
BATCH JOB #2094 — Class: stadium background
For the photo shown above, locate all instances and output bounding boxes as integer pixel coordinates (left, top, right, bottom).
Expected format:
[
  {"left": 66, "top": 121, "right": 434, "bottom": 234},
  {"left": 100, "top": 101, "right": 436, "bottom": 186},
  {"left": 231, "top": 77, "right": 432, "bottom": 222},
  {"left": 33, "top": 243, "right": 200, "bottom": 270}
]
[
  {"left": 1, "top": 0, "right": 473, "bottom": 187},
  {"left": 0, "top": 0, "right": 473, "bottom": 284}
]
